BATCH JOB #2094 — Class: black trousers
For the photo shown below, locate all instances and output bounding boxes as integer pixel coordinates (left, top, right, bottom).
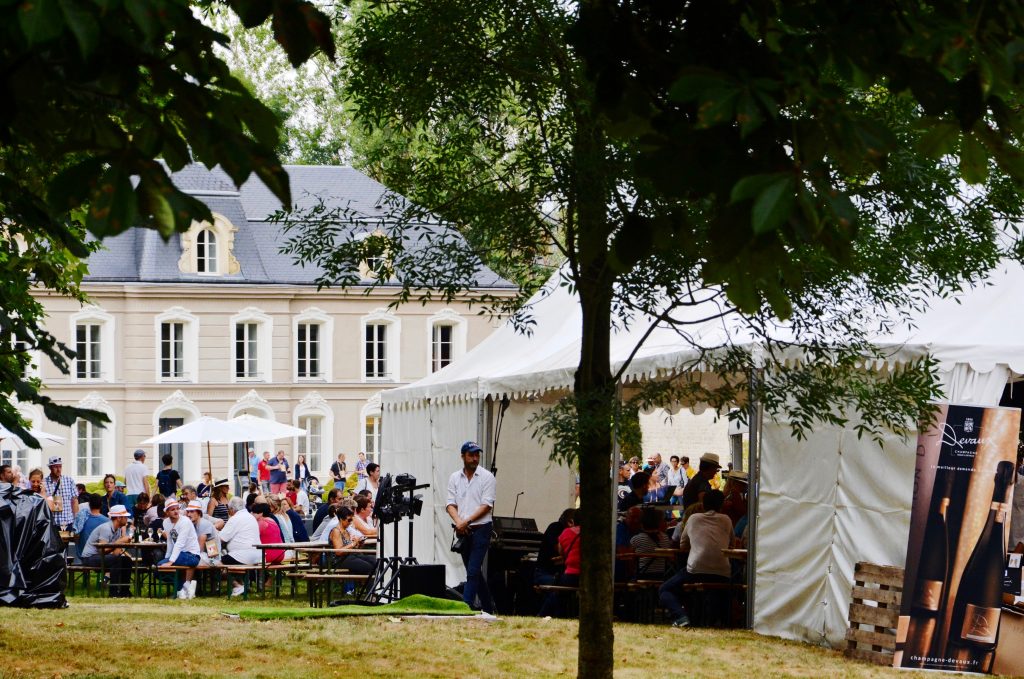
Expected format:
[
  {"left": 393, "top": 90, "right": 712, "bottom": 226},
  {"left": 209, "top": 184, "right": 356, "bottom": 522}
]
[{"left": 82, "top": 553, "right": 133, "bottom": 597}]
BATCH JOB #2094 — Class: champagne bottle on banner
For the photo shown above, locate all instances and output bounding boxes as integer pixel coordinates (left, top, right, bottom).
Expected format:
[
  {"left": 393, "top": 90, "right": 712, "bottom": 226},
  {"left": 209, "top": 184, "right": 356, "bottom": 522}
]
[
  {"left": 904, "top": 467, "right": 956, "bottom": 665},
  {"left": 947, "top": 461, "right": 1015, "bottom": 672}
]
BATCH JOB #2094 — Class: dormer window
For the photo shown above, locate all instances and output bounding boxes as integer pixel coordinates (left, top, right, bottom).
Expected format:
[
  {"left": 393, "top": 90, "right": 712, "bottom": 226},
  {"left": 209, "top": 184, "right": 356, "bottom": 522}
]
[
  {"left": 178, "top": 213, "right": 240, "bottom": 276},
  {"left": 197, "top": 229, "right": 218, "bottom": 273}
]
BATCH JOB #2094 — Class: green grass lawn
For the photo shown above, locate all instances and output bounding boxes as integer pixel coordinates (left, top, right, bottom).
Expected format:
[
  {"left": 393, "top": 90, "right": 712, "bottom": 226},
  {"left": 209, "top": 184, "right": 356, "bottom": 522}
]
[{"left": 0, "top": 596, "right": 976, "bottom": 678}]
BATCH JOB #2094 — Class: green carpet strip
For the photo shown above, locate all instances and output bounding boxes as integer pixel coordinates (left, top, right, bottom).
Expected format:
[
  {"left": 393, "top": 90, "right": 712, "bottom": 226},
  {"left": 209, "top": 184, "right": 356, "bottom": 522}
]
[{"left": 231, "top": 594, "right": 475, "bottom": 620}]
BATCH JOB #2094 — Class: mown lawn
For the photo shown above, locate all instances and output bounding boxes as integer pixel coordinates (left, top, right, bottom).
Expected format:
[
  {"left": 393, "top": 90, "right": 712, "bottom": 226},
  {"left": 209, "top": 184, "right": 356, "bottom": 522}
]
[{"left": 0, "top": 596, "right": 969, "bottom": 679}]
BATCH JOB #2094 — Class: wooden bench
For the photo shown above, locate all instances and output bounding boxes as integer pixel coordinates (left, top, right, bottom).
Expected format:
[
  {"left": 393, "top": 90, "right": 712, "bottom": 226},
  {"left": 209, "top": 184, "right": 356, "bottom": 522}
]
[
  {"left": 677, "top": 581, "right": 746, "bottom": 627},
  {"left": 304, "top": 572, "right": 370, "bottom": 608},
  {"left": 535, "top": 584, "right": 580, "bottom": 618},
  {"left": 222, "top": 565, "right": 265, "bottom": 600},
  {"left": 844, "top": 562, "right": 903, "bottom": 666},
  {"left": 66, "top": 564, "right": 104, "bottom": 596},
  {"left": 153, "top": 564, "right": 221, "bottom": 598}
]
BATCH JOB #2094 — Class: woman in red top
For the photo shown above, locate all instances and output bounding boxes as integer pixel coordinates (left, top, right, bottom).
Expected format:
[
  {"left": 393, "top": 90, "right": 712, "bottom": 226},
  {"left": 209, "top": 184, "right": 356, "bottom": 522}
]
[
  {"left": 538, "top": 518, "right": 581, "bottom": 617},
  {"left": 253, "top": 503, "right": 285, "bottom": 564}
]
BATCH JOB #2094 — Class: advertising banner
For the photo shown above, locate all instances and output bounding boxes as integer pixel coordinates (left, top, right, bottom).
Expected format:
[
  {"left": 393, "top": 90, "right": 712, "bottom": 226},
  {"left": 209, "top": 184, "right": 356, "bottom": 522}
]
[{"left": 896, "top": 403, "right": 1019, "bottom": 674}]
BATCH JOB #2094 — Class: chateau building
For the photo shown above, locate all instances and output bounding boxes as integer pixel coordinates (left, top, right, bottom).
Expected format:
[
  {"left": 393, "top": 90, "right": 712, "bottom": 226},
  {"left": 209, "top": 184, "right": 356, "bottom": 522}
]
[{"left": 12, "top": 164, "right": 514, "bottom": 487}]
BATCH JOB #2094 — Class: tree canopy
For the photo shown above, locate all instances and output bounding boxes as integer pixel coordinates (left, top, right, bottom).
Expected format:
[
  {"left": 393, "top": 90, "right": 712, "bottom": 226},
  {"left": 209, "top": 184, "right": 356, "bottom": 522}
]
[
  {"left": 0, "top": 0, "right": 333, "bottom": 445},
  {"left": 277, "top": 2, "right": 1024, "bottom": 676}
]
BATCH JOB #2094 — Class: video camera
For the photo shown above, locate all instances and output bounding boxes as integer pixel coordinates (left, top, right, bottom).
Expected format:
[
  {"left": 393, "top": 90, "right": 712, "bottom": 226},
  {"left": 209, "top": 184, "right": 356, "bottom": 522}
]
[{"left": 372, "top": 473, "right": 429, "bottom": 524}]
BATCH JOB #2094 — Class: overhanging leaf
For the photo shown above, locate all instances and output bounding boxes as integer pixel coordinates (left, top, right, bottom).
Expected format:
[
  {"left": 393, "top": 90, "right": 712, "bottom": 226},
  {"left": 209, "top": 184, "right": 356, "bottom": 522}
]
[{"left": 751, "top": 175, "right": 796, "bottom": 234}]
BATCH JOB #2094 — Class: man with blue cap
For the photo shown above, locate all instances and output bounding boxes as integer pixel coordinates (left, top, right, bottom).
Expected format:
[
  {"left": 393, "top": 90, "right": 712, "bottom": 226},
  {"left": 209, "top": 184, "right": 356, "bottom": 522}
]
[{"left": 446, "top": 441, "right": 496, "bottom": 613}]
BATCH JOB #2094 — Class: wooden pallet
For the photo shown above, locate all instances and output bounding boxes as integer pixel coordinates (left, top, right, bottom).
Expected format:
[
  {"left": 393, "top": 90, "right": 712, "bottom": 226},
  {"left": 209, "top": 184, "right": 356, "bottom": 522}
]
[{"left": 844, "top": 562, "right": 904, "bottom": 666}]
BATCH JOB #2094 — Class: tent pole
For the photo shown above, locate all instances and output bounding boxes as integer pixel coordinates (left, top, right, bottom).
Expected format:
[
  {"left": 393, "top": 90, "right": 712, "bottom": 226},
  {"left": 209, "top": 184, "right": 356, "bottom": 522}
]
[{"left": 745, "top": 370, "right": 763, "bottom": 630}]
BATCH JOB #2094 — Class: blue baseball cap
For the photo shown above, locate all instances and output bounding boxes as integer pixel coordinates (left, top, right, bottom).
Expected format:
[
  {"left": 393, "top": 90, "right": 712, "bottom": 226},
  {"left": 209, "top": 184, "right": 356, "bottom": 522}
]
[{"left": 460, "top": 441, "right": 483, "bottom": 455}]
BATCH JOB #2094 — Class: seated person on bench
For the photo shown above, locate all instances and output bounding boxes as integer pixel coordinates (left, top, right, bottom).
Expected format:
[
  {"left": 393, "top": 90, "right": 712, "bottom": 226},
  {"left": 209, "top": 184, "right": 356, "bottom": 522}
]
[
  {"left": 630, "top": 507, "right": 672, "bottom": 580},
  {"left": 658, "top": 489, "right": 733, "bottom": 628},
  {"left": 329, "top": 507, "right": 375, "bottom": 575}
]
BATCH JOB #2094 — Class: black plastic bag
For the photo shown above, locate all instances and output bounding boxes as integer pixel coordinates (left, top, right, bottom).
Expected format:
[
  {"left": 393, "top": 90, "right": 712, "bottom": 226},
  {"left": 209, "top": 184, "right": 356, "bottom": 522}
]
[{"left": 0, "top": 482, "right": 67, "bottom": 608}]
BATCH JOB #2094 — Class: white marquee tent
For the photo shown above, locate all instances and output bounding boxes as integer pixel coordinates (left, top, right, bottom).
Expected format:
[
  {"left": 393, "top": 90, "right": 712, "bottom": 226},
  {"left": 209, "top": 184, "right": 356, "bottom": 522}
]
[{"left": 380, "top": 261, "right": 1024, "bottom": 644}]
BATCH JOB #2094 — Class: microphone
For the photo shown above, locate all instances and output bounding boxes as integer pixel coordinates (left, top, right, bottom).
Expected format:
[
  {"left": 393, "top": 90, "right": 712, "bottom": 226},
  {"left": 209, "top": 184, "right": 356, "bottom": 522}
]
[{"left": 512, "top": 491, "right": 525, "bottom": 519}]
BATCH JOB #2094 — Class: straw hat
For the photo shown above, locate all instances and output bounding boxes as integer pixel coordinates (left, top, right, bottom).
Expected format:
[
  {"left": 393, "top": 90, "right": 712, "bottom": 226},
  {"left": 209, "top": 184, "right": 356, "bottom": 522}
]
[
  {"left": 108, "top": 504, "right": 130, "bottom": 518},
  {"left": 727, "top": 470, "right": 749, "bottom": 483},
  {"left": 164, "top": 497, "right": 180, "bottom": 511},
  {"left": 699, "top": 453, "right": 722, "bottom": 468},
  {"left": 185, "top": 500, "right": 205, "bottom": 514}
]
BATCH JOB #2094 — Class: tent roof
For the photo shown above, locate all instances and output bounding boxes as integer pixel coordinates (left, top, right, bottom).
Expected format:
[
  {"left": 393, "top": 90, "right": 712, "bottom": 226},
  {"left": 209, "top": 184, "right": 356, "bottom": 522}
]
[{"left": 381, "top": 261, "right": 1024, "bottom": 407}]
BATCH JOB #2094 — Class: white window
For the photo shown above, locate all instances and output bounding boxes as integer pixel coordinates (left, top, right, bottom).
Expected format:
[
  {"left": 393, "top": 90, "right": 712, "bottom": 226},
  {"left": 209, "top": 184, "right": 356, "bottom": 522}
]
[
  {"left": 179, "top": 214, "right": 238, "bottom": 276},
  {"left": 70, "top": 307, "right": 114, "bottom": 382},
  {"left": 230, "top": 308, "right": 272, "bottom": 383},
  {"left": 76, "top": 420, "right": 102, "bottom": 478},
  {"left": 196, "top": 228, "right": 218, "bottom": 273},
  {"left": 297, "top": 414, "right": 323, "bottom": 471},
  {"left": 0, "top": 446, "right": 28, "bottom": 471},
  {"left": 432, "top": 324, "right": 454, "bottom": 372},
  {"left": 154, "top": 308, "right": 199, "bottom": 383},
  {"left": 364, "top": 415, "right": 380, "bottom": 464},
  {"left": 361, "top": 310, "right": 400, "bottom": 382},
  {"left": 10, "top": 336, "right": 38, "bottom": 380},
  {"left": 160, "top": 322, "right": 184, "bottom": 378},
  {"left": 293, "top": 308, "right": 332, "bottom": 383},
  {"left": 297, "top": 323, "right": 321, "bottom": 378},
  {"left": 75, "top": 323, "right": 101, "bottom": 379},
  {"left": 365, "top": 323, "right": 388, "bottom": 379},
  {"left": 235, "top": 322, "right": 259, "bottom": 379},
  {"left": 426, "top": 309, "right": 467, "bottom": 375}
]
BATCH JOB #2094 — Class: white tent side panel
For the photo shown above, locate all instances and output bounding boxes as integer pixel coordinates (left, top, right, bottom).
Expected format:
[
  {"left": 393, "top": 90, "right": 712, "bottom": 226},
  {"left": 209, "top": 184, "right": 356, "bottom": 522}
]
[
  {"left": 490, "top": 401, "right": 577, "bottom": 529},
  {"left": 382, "top": 397, "right": 483, "bottom": 585},
  {"left": 381, "top": 402, "right": 435, "bottom": 567},
  {"left": 754, "top": 415, "right": 915, "bottom": 645}
]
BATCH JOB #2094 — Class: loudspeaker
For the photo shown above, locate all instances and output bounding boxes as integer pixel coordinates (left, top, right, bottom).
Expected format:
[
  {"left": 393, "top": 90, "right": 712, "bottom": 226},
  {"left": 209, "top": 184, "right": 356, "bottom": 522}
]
[{"left": 400, "top": 564, "right": 447, "bottom": 598}]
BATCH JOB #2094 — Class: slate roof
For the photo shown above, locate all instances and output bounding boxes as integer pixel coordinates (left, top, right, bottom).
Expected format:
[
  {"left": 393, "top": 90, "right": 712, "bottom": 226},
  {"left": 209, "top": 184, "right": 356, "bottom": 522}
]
[{"left": 82, "top": 164, "right": 515, "bottom": 289}]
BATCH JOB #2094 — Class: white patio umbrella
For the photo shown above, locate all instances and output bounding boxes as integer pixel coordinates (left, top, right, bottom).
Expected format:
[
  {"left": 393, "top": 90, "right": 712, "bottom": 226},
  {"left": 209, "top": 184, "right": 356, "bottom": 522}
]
[
  {"left": 228, "top": 414, "right": 307, "bottom": 439},
  {"left": 228, "top": 414, "right": 307, "bottom": 477},
  {"left": 141, "top": 416, "right": 253, "bottom": 482},
  {"left": 0, "top": 424, "right": 66, "bottom": 448}
]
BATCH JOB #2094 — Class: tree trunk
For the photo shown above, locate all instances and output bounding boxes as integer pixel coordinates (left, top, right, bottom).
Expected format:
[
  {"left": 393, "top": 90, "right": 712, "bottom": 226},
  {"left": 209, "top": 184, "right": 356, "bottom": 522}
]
[{"left": 575, "top": 278, "right": 616, "bottom": 678}]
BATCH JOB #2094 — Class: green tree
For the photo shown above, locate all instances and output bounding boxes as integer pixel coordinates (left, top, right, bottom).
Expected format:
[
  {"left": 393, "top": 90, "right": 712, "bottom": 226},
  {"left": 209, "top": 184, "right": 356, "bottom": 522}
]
[
  {"left": 0, "top": 0, "right": 334, "bottom": 445},
  {"left": 282, "top": 2, "right": 1024, "bottom": 677}
]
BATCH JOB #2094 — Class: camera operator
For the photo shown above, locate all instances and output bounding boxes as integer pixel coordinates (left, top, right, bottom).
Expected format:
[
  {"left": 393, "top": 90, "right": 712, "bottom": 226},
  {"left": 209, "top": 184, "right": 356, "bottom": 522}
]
[{"left": 446, "top": 441, "right": 495, "bottom": 614}]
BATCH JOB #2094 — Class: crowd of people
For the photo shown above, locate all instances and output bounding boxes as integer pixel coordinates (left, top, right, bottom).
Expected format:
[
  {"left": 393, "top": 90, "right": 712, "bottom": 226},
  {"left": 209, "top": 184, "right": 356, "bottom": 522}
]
[
  {"left": 0, "top": 446, "right": 384, "bottom": 601},
  {"left": 537, "top": 451, "right": 749, "bottom": 627}
]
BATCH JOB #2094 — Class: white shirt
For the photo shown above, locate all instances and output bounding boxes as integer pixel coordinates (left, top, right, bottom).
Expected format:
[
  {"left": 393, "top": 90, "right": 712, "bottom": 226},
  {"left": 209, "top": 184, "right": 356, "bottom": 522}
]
[
  {"left": 295, "top": 489, "right": 310, "bottom": 516},
  {"left": 163, "top": 515, "right": 200, "bottom": 563},
  {"left": 679, "top": 511, "right": 733, "bottom": 578},
  {"left": 666, "top": 466, "right": 684, "bottom": 487},
  {"left": 355, "top": 478, "right": 378, "bottom": 503},
  {"left": 218, "top": 509, "right": 261, "bottom": 565},
  {"left": 446, "top": 465, "right": 496, "bottom": 526},
  {"left": 124, "top": 460, "right": 149, "bottom": 495},
  {"left": 312, "top": 516, "right": 337, "bottom": 543}
]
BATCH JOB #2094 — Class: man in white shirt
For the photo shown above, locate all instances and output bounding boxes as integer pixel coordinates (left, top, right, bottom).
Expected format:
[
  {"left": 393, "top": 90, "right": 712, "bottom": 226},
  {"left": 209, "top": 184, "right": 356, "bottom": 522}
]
[
  {"left": 219, "top": 496, "right": 261, "bottom": 597},
  {"left": 185, "top": 500, "right": 220, "bottom": 567},
  {"left": 659, "top": 489, "right": 734, "bottom": 627},
  {"left": 158, "top": 497, "right": 201, "bottom": 600},
  {"left": 446, "top": 441, "right": 496, "bottom": 613},
  {"left": 123, "top": 449, "right": 152, "bottom": 510}
]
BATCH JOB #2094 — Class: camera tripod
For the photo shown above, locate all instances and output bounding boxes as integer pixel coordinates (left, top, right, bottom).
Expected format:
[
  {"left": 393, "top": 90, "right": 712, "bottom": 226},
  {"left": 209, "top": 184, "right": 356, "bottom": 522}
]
[{"left": 362, "top": 517, "right": 419, "bottom": 603}]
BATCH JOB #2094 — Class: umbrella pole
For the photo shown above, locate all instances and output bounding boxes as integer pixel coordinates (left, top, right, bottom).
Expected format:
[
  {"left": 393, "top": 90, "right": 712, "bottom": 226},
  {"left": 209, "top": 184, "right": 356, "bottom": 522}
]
[{"left": 207, "top": 441, "right": 213, "bottom": 484}]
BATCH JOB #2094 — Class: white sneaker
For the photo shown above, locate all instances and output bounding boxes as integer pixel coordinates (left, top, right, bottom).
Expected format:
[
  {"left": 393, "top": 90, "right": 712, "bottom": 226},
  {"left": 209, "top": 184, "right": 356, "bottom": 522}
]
[
  {"left": 187, "top": 581, "right": 197, "bottom": 599},
  {"left": 230, "top": 584, "right": 245, "bottom": 597},
  {"left": 177, "top": 587, "right": 189, "bottom": 600}
]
